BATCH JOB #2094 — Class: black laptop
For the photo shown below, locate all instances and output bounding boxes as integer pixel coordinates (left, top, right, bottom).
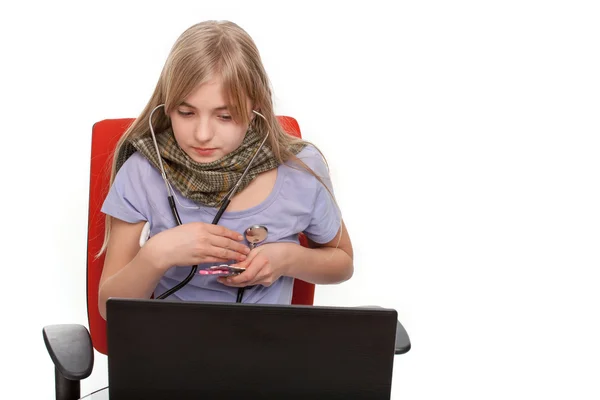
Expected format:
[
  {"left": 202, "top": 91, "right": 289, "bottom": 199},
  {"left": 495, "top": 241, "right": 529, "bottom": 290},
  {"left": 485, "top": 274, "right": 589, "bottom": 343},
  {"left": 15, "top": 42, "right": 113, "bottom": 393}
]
[{"left": 106, "top": 298, "right": 398, "bottom": 400}]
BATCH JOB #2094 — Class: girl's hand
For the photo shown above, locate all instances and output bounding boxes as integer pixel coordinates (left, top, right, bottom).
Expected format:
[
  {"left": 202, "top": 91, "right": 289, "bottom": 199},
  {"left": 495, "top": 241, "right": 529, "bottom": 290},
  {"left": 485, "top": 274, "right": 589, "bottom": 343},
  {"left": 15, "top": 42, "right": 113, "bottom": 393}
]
[
  {"left": 147, "top": 222, "right": 250, "bottom": 270},
  {"left": 217, "top": 243, "right": 295, "bottom": 287}
]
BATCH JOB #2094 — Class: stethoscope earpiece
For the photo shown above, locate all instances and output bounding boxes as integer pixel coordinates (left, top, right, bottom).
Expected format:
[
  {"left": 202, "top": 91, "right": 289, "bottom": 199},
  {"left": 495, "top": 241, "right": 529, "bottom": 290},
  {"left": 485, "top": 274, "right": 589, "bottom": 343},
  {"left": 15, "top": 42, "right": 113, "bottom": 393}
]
[{"left": 252, "top": 109, "right": 265, "bottom": 119}]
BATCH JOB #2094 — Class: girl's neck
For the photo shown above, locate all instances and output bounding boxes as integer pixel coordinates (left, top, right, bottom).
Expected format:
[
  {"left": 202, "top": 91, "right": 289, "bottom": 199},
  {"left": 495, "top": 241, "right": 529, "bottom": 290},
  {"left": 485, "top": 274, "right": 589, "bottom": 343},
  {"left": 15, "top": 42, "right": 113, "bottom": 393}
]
[{"left": 226, "top": 168, "right": 278, "bottom": 212}]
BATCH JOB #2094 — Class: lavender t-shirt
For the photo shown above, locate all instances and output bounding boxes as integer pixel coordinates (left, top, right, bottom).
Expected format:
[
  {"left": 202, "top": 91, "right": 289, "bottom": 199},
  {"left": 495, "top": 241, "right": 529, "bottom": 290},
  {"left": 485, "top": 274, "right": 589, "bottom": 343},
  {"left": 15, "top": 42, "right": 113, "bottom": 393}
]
[{"left": 101, "top": 145, "right": 340, "bottom": 304}]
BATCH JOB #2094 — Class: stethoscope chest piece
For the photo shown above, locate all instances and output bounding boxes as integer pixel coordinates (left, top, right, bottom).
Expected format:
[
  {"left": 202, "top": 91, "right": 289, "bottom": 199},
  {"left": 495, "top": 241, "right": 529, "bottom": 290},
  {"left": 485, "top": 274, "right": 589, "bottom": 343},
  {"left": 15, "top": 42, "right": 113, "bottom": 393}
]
[{"left": 244, "top": 225, "right": 268, "bottom": 249}]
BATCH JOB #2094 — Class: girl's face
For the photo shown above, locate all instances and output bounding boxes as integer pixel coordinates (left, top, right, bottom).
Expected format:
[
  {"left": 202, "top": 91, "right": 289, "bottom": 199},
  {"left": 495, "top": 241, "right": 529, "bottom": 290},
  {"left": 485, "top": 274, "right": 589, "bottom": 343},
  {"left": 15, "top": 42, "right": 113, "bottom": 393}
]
[{"left": 169, "top": 77, "right": 253, "bottom": 163}]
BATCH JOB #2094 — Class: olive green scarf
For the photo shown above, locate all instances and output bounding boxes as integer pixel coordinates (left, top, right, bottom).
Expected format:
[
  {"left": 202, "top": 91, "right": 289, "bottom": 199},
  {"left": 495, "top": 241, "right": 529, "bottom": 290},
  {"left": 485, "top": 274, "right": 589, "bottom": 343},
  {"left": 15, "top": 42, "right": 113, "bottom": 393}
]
[{"left": 115, "top": 127, "right": 305, "bottom": 207}]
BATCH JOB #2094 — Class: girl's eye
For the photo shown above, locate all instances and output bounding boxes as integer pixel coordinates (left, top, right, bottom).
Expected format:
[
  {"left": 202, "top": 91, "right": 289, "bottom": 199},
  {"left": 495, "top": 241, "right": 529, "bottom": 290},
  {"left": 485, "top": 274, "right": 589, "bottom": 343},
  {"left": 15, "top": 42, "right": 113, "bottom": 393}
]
[
  {"left": 219, "top": 115, "right": 232, "bottom": 121},
  {"left": 177, "top": 110, "right": 194, "bottom": 117}
]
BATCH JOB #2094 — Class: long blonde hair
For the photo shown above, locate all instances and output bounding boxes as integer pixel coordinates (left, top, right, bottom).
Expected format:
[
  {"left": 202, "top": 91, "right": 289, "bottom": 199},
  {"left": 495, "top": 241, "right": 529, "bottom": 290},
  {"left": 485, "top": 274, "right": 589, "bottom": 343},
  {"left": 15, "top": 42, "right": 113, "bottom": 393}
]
[{"left": 99, "top": 20, "right": 339, "bottom": 255}]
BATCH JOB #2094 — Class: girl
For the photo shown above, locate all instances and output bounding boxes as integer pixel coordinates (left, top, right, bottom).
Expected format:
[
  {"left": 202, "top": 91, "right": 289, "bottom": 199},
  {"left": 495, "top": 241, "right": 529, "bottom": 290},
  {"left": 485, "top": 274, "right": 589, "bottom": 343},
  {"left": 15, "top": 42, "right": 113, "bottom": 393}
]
[{"left": 98, "top": 20, "right": 353, "bottom": 319}]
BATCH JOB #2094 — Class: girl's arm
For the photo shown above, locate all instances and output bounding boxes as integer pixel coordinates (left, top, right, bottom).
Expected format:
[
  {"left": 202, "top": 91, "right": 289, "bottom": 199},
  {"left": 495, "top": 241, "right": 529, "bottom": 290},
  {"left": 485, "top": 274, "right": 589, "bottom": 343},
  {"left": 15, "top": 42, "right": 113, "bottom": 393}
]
[
  {"left": 98, "top": 217, "right": 251, "bottom": 319},
  {"left": 98, "top": 218, "right": 166, "bottom": 320},
  {"left": 284, "top": 219, "right": 353, "bottom": 284}
]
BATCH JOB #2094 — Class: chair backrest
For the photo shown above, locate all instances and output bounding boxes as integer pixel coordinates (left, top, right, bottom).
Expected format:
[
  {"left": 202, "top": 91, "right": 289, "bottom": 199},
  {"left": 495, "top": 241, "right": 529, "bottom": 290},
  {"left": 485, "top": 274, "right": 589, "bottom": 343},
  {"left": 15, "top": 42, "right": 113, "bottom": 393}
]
[{"left": 87, "top": 116, "right": 315, "bottom": 355}]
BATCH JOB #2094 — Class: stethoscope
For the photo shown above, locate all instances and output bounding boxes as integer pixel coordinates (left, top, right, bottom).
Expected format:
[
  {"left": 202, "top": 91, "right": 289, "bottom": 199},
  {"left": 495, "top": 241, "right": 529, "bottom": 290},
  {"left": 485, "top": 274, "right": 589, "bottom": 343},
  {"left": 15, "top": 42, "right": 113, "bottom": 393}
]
[{"left": 144, "top": 104, "right": 269, "bottom": 302}]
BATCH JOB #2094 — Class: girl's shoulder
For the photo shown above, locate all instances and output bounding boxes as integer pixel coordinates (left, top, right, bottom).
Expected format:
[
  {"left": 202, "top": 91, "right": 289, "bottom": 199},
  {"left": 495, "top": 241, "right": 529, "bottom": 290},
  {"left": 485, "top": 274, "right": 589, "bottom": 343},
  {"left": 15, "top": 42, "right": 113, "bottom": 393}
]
[
  {"left": 117, "top": 151, "right": 155, "bottom": 177},
  {"left": 112, "top": 151, "right": 165, "bottom": 199},
  {"left": 284, "top": 143, "right": 330, "bottom": 179}
]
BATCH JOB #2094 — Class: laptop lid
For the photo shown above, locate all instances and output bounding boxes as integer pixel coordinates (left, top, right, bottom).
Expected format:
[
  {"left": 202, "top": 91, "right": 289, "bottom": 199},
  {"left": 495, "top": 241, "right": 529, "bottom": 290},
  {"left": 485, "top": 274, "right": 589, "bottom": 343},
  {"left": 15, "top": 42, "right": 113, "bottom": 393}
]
[{"left": 106, "top": 298, "right": 397, "bottom": 400}]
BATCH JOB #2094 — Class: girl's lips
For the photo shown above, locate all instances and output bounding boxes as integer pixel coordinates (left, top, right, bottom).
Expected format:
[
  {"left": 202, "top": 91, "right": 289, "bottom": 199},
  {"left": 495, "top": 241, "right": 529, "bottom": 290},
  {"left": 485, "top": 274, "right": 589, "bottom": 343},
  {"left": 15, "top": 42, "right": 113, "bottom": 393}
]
[{"left": 193, "top": 147, "right": 216, "bottom": 156}]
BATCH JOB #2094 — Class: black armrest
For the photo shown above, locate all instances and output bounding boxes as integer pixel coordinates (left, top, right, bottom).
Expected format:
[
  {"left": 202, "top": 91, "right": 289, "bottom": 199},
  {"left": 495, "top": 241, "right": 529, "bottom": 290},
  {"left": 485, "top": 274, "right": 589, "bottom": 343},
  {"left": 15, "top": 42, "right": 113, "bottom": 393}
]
[
  {"left": 358, "top": 306, "right": 411, "bottom": 355},
  {"left": 43, "top": 324, "right": 94, "bottom": 379},
  {"left": 394, "top": 319, "right": 411, "bottom": 355},
  {"left": 43, "top": 324, "right": 94, "bottom": 400}
]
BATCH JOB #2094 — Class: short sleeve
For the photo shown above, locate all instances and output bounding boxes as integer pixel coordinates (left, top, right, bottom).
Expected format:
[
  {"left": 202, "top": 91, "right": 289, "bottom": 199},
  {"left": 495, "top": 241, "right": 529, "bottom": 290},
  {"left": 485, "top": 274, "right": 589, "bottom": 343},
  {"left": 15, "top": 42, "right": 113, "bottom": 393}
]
[
  {"left": 101, "top": 152, "right": 150, "bottom": 223},
  {"left": 299, "top": 146, "right": 342, "bottom": 244}
]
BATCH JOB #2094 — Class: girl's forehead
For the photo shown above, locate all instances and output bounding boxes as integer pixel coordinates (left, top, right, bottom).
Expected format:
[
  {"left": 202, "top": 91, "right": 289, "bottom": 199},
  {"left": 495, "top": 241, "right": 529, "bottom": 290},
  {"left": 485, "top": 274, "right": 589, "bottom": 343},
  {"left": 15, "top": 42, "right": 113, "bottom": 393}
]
[
  {"left": 183, "top": 78, "right": 251, "bottom": 110},
  {"left": 183, "top": 78, "right": 228, "bottom": 105}
]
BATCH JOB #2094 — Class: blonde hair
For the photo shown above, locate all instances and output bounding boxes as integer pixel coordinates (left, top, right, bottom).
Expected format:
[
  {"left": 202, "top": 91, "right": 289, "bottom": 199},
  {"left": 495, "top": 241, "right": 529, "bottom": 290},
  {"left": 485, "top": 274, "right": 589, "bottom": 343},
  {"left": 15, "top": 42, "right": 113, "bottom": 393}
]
[{"left": 99, "top": 20, "right": 340, "bottom": 255}]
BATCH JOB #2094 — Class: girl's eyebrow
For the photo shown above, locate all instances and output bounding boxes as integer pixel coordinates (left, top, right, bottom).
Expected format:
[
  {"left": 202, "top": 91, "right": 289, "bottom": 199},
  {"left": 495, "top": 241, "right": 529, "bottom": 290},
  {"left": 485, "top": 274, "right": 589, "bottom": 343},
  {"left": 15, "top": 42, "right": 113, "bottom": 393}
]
[{"left": 180, "top": 101, "right": 229, "bottom": 111}]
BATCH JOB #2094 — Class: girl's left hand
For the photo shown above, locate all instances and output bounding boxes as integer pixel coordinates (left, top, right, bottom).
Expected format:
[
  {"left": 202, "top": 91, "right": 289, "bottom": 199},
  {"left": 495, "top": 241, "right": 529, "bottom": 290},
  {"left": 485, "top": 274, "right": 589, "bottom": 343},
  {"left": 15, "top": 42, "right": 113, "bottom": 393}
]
[{"left": 217, "top": 242, "right": 295, "bottom": 288}]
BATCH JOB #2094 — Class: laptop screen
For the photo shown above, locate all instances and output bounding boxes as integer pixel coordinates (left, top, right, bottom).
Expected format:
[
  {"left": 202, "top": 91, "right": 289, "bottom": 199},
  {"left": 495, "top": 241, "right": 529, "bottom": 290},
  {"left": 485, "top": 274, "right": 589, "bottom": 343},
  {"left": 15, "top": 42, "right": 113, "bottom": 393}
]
[{"left": 107, "top": 298, "right": 397, "bottom": 400}]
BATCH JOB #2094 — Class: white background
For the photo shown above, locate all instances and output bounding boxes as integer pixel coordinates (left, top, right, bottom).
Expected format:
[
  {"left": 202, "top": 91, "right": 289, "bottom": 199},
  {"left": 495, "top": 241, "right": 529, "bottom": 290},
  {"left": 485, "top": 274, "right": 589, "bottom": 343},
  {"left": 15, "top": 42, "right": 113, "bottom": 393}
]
[{"left": 1, "top": 1, "right": 599, "bottom": 399}]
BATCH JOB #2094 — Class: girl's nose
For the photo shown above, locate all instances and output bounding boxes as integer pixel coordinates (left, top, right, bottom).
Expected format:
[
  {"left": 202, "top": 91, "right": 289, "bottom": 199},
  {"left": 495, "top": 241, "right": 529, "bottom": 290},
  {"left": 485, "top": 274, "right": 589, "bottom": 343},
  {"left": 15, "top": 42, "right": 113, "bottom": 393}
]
[{"left": 193, "top": 118, "right": 214, "bottom": 142}]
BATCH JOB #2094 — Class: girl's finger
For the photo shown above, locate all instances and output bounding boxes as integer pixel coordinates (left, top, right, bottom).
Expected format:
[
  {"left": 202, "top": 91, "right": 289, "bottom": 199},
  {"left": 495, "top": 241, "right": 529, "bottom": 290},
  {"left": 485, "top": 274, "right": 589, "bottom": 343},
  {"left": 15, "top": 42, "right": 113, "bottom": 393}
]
[
  {"left": 206, "top": 224, "right": 244, "bottom": 241},
  {"left": 236, "top": 258, "right": 270, "bottom": 286},
  {"left": 210, "top": 235, "right": 250, "bottom": 256},
  {"left": 206, "top": 245, "right": 248, "bottom": 262}
]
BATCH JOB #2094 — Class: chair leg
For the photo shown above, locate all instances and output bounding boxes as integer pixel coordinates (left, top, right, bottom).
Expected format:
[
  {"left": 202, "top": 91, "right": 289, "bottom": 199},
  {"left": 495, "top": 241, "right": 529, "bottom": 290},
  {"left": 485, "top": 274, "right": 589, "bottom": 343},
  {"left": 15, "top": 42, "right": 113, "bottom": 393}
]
[{"left": 55, "top": 366, "right": 80, "bottom": 400}]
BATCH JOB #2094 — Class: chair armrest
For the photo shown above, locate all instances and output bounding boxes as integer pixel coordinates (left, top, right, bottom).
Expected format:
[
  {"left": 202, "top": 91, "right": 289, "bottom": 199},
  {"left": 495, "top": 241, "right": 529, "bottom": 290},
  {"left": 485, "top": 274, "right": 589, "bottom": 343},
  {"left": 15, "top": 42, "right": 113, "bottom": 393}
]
[
  {"left": 359, "top": 306, "right": 411, "bottom": 355},
  {"left": 394, "top": 319, "right": 411, "bottom": 355},
  {"left": 43, "top": 324, "right": 94, "bottom": 380}
]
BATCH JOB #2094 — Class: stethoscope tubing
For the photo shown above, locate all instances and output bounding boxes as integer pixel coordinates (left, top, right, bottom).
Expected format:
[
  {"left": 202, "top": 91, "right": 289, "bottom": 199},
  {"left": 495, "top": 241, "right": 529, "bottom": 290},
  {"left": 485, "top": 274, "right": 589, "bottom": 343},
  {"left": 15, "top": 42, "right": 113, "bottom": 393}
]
[{"left": 146, "top": 104, "right": 267, "bottom": 301}]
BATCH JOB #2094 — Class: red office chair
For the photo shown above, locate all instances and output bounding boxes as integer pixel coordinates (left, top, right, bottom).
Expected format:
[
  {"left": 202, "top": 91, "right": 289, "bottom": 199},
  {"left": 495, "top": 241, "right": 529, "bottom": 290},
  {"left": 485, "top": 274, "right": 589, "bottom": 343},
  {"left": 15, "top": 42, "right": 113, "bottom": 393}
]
[
  {"left": 43, "top": 116, "right": 410, "bottom": 400},
  {"left": 87, "top": 115, "right": 314, "bottom": 355}
]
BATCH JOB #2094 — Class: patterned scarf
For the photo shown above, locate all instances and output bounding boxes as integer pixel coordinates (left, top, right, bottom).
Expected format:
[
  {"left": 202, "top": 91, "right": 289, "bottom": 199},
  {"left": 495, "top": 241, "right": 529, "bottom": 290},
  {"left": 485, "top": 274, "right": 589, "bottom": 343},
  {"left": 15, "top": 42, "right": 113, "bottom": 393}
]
[{"left": 115, "top": 127, "right": 306, "bottom": 207}]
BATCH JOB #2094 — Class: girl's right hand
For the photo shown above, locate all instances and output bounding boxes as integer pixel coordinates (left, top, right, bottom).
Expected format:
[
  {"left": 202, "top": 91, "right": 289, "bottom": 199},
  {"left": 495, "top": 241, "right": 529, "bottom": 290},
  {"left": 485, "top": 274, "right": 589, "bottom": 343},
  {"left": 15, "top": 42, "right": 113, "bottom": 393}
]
[{"left": 145, "top": 222, "right": 250, "bottom": 270}]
